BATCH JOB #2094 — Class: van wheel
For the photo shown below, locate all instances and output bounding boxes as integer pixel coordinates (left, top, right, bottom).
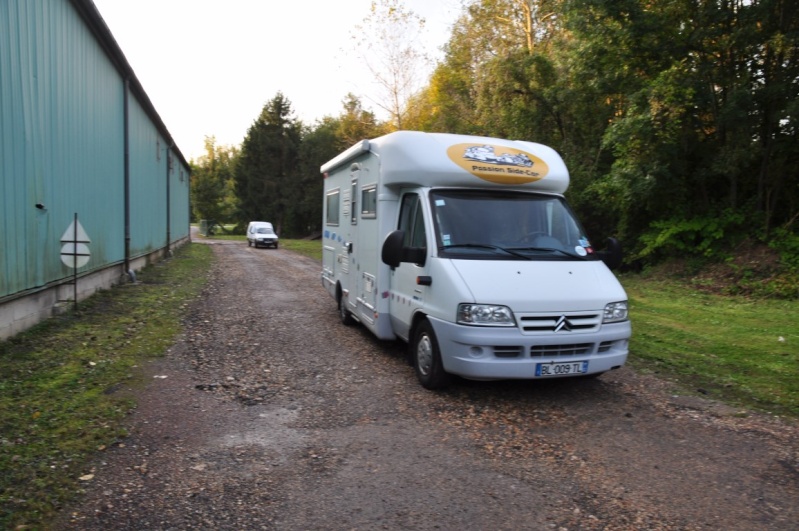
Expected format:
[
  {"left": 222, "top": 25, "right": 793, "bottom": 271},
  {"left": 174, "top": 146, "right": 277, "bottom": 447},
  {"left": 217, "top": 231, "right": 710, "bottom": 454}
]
[
  {"left": 274, "top": 242, "right": 279, "bottom": 249},
  {"left": 247, "top": 240, "right": 252, "bottom": 247},
  {"left": 338, "top": 295, "right": 355, "bottom": 326},
  {"left": 412, "top": 320, "right": 450, "bottom": 390}
]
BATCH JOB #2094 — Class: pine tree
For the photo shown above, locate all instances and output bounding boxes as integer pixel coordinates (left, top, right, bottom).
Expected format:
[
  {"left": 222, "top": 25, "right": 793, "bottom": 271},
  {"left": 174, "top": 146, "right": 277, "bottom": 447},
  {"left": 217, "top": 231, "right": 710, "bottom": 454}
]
[{"left": 234, "top": 93, "right": 301, "bottom": 234}]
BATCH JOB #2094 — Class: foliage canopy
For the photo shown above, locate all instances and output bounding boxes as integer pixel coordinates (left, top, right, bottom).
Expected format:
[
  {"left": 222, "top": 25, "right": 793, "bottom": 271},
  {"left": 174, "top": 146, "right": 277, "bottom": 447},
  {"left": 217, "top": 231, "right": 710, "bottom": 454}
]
[{"left": 191, "top": 0, "right": 798, "bottom": 291}]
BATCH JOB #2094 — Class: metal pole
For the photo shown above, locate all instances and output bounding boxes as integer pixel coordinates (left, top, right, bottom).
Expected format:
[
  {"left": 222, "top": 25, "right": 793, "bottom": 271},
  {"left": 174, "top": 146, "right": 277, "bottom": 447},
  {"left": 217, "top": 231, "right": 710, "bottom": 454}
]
[
  {"left": 124, "top": 78, "right": 131, "bottom": 276},
  {"left": 166, "top": 147, "right": 172, "bottom": 255},
  {"left": 73, "top": 212, "right": 78, "bottom": 311}
]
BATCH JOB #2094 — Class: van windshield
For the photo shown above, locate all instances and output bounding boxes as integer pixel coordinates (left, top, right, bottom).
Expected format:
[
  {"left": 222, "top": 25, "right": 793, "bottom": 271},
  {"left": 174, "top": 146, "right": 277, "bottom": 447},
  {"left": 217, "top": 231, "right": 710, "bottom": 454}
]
[{"left": 430, "top": 189, "right": 596, "bottom": 261}]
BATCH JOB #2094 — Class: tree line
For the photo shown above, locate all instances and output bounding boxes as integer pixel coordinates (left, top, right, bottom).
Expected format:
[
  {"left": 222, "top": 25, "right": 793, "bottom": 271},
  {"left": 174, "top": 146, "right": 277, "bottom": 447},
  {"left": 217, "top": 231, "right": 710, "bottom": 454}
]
[{"left": 191, "top": 0, "right": 798, "bottom": 274}]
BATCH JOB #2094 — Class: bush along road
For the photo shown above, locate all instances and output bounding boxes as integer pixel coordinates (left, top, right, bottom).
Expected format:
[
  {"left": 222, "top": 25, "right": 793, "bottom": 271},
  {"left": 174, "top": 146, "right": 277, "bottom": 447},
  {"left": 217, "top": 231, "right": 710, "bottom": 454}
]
[{"left": 58, "top": 240, "right": 799, "bottom": 530}]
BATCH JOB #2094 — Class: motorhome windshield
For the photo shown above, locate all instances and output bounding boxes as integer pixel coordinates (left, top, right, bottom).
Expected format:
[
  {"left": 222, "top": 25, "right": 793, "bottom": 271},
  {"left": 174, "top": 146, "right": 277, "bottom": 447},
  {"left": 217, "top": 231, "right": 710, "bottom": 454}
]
[{"left": 431, "top": 189, "right": 596, "bottom": 261}]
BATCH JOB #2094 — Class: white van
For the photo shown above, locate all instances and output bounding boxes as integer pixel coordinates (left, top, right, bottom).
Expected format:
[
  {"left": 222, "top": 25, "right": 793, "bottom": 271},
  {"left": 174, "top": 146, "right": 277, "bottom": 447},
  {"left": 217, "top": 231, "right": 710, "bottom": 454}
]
[
  {"left": 321, "top": 131, "right": 630, "bottom": 389},
  {"left": 246, "top": 221, "right": 279, "bottom": 248}
]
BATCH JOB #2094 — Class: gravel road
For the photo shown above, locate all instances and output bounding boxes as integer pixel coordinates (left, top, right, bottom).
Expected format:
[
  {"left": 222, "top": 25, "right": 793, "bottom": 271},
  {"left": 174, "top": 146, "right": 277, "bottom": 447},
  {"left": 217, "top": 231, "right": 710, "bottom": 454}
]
[{"left": 58, "top": 240, "right": 799, "bottom": 530}]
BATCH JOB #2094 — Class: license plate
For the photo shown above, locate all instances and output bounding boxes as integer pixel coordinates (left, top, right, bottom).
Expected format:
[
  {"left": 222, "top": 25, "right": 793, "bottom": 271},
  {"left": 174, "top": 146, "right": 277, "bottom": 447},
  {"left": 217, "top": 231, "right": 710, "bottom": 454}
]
[{"left": 535, "top": 360, "right": 588, "bottom": 377}]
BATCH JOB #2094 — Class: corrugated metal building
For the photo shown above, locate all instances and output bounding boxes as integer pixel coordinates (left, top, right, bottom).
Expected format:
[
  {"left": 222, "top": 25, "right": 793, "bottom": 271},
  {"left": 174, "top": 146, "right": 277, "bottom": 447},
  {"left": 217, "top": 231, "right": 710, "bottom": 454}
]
[{"left": 1, "top": 0, "right": 192, "bottom": 339}]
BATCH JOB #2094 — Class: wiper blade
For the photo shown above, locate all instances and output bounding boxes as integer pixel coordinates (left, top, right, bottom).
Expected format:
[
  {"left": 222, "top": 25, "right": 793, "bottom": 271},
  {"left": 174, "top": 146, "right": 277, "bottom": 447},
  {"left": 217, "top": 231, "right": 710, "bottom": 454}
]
[
  {"left": 507, "top": 246, "right": 586, "bottom": 259},
  {"left": 440, "top": 243, "right": 532, "bottom": 260}
]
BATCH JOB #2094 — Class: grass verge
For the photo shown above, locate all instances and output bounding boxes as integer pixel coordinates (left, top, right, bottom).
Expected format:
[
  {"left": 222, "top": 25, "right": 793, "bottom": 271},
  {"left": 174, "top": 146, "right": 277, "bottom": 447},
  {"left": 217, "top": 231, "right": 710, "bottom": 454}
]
[
  {"left": 622, "top": 274, "right": 798, "bottom": 417},
  {"left": 196, "top": 232, "right": 323, "bottom": 261},
  {"left": 0, "top": 243, "right": 213, "bottom": 529},
  {"left": 278, "top": 239, "right": 323, "bottom": 261}
]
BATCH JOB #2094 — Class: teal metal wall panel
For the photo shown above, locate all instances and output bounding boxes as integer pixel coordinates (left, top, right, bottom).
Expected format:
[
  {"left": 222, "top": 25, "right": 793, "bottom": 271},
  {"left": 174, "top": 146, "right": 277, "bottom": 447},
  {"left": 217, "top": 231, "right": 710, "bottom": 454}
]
[
  {"left": 170, "top": 161, "right": 191, "bottom": 241},
  {"left": 1, "top": 0, "right": 124, "bottom": 297},
  {"left": 128, "top": 98, "right": 168, "bottom": 256},
  {"left": 1, "top": 0, "right": 191, "bottom": 301},
  {"left": 126, "top": 98, "right": 190, "bottom": 258}
]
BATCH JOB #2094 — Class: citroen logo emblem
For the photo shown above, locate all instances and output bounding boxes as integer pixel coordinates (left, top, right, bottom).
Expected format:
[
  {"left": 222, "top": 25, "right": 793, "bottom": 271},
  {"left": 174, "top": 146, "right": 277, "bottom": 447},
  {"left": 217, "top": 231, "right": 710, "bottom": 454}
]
[{"left": 554, "top": 315, "right": 572, "bottom": 332}]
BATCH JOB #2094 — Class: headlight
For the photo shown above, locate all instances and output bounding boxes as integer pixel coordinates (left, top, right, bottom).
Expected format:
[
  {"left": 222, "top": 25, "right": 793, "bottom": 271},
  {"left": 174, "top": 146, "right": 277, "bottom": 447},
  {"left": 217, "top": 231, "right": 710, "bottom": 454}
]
[
  {"left": 457, "top": 304, "right": 515, "bottom": 326},
  {"left": 603, "top": 301, "right": 628, "bottom": 323}
]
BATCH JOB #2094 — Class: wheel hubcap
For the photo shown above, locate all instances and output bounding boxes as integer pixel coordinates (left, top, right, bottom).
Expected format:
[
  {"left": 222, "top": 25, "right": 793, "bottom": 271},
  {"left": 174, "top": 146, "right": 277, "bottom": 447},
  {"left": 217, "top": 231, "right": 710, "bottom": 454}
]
[{"left": 417, "top": 335, "right": 433, "bottom": 376}]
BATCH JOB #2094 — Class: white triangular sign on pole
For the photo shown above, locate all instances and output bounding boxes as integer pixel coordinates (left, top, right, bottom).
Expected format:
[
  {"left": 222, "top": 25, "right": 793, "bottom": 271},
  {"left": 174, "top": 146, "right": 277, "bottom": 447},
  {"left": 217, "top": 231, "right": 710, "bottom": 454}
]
[{"left": 60, "top": 219, "right": 91, "bottom": 243}]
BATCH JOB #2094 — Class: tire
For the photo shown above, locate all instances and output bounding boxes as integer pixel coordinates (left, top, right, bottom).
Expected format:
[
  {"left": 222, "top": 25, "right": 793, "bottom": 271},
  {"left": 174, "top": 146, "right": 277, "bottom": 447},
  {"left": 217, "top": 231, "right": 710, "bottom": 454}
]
[
  {"left": 274, "top": 242, "right": 279, "bottom": 249},
  {"left": 338, "top": 294, "right": 356, "bottom": 326},
  {"left": 247, "top": 240, "right": 252, "bottom": 247},
  {"left": 412, "top": 320, "right": 451, "bottom": 390}
]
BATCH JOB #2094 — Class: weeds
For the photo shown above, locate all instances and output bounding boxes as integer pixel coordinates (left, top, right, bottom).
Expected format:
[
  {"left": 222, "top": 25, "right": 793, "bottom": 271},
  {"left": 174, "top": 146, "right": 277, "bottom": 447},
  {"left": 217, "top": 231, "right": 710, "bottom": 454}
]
[{"left": 0, "top": 243, "right": 213, "bottom": 529}]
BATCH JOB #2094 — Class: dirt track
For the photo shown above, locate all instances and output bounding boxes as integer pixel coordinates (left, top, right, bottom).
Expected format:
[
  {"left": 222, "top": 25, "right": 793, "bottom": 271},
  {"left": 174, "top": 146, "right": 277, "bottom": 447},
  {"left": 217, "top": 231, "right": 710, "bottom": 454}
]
[{"left": 58, "top": 240, "right": 799, "bottom": 530}]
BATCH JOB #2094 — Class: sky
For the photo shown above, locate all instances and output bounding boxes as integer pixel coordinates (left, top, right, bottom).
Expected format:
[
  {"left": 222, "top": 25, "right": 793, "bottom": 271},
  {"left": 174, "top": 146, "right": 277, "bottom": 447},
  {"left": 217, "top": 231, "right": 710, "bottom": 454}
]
[{"left": 91, "top": 0, "right": 461, "bottom": 161}]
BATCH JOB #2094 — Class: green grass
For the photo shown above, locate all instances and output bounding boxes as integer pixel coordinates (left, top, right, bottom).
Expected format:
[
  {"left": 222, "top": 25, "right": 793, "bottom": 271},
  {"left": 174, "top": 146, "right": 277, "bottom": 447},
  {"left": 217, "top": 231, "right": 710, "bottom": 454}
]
[
  {"left": 0, "top": 243, "right": 213, "bottom": 529},
  {"left": 279, "top": 239, "right": 323, "bottom": 261},
  {"left": 203, "top": 233, "right": 243, "bottom": 242},
  {"left": 622, "top": 274, "right": 799, "bottom": 416},
  {"left": 197, "top": 231, "right": 324, "bottom": 261}
]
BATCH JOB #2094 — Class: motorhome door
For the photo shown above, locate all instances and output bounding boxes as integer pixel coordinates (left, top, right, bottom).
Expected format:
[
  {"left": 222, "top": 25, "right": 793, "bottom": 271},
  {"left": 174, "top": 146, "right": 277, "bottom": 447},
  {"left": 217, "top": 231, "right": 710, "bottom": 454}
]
[{"left": 389, "top": 192, "right": 429, "bottom": 341}]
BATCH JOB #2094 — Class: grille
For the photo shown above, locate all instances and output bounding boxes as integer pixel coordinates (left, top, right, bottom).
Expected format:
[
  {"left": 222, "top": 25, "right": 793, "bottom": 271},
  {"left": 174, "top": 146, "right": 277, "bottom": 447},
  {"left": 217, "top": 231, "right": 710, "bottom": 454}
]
[
  {"left": 530, "top": 343, "right": 593, "bottom": 357},
  {"left": 493, "top": 346, "right": 523, "bottom": 358},
  {"left": 518, "top": 312, "right": 602, "bottom": 334}
]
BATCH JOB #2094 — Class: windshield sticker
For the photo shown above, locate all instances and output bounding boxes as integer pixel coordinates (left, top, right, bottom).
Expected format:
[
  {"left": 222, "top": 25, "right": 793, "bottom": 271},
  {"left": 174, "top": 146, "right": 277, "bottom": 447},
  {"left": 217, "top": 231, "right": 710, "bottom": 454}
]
[
  {"left": 447, "top": 143, "right": 549, "bottom": 185},
  {"left": 575, "top": 246, "right": 588, "bottom": 257},
  {"left": 435, "top": 199, "right": 446, "bottom": 206}
]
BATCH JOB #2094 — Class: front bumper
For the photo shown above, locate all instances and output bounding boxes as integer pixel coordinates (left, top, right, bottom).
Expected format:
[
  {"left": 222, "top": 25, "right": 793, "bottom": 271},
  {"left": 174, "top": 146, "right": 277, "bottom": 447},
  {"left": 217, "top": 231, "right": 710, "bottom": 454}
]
[{"left": 428, "top": 316, "right": 630, "bottom": 380}]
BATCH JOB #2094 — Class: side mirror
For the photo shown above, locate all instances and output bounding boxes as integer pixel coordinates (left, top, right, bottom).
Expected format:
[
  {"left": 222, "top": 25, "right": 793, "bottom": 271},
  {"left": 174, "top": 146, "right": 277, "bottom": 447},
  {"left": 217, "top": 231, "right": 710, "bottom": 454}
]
[
  {"left": 381, "top": 230, "right": 427, "bottom": 268},
  {"left": 597, "top": 237, "right": 623, "bottom": 270},
  {"left": 381, "top": 230, "right": 405, "bottom": 268}
]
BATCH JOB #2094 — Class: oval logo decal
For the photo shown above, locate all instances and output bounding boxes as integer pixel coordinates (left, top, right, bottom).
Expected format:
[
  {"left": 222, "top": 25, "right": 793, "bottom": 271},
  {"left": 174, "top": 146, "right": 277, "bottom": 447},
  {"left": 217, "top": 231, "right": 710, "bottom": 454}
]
[{"left": 447, "top": 143, "right": 549, "bottom": 184}]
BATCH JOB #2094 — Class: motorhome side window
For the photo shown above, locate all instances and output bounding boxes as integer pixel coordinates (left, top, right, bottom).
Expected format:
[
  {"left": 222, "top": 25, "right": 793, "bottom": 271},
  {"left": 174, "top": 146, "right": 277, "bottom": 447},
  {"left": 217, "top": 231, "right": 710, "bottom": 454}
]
[
  {"left": 326, "top": 189, "right": 340, "bottom": 226},
  {"left": 398, "top": 193, "right": 426, "bottom": 248},
  {"left": 361, "top": 185, "right": 377, "bottom": 218}
]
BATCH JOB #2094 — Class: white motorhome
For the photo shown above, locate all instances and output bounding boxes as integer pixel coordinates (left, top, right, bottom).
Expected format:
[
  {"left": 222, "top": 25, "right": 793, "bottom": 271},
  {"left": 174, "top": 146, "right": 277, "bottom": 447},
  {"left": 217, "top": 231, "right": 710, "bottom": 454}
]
[{"left": 321, "top": 131, "right": 630, "bottom": 389}]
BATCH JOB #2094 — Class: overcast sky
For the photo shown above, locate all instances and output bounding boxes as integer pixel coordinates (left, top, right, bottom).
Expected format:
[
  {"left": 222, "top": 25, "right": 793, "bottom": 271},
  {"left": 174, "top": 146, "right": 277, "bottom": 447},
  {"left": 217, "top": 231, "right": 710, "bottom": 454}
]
[{"left": 91, "top": 0, "right": 460, "bottom": 161}]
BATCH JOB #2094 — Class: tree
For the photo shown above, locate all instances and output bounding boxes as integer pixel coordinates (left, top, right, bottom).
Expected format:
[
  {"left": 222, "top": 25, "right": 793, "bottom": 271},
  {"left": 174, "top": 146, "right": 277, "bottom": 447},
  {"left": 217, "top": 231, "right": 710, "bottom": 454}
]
[
  {"left": 233, "top": 0, "right": 798, "bottom": 259},
  {"left": 335, "top": 94, "right": 387, "bottom": 148},
  {"left": 295, "top": 97, "right": 387, "bottom": 235},
  {"left": 350, "top": 0, "right": 430, "bottom": 129},
  {"left": 190, "top": 136, "right": 238, "bottom": 223},
  {"left": 409, "top": 0, "right": 571, "bottom": 137},
  {"left": 402, "top": 28, "right": 481, "bottom": 134},
  {"left": 565, "top": 0, "right": 799, "bottom": 257},
  {"left": 422, "top": 0, "right": 797, "bottom": 261},
  {"left": 234, "top": 93, "right": 302, "bottom": 235},
  {"left": 297, "top": 118, "right": 341, "bottom": 235}
]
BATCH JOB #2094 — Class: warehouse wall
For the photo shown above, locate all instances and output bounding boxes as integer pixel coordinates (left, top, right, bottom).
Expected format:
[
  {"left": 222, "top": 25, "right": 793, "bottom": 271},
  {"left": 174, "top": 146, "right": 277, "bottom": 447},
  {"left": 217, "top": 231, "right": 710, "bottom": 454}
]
[{"left": 0, "top": 0, "right": 191, "bottom": 339}]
